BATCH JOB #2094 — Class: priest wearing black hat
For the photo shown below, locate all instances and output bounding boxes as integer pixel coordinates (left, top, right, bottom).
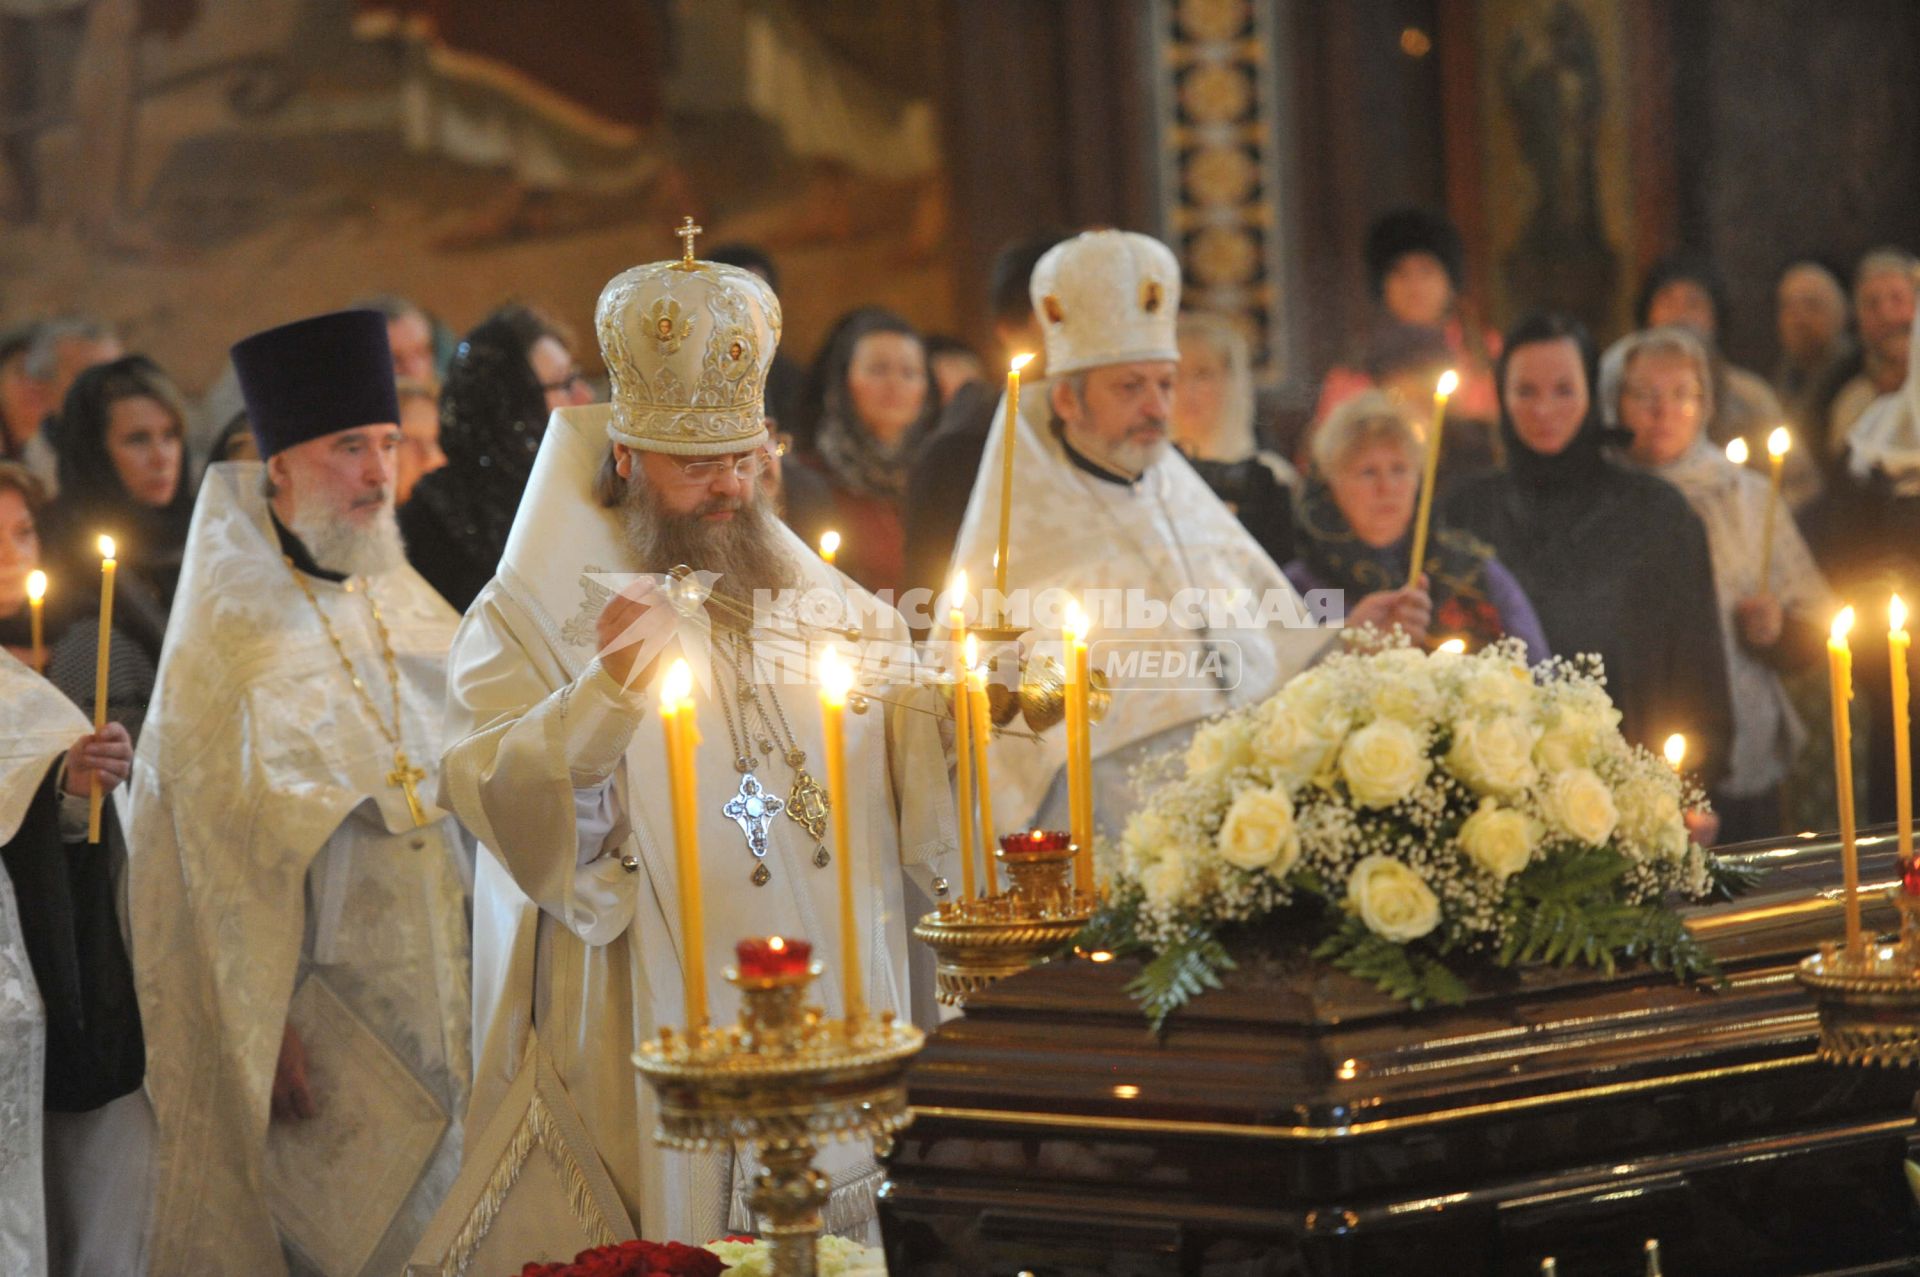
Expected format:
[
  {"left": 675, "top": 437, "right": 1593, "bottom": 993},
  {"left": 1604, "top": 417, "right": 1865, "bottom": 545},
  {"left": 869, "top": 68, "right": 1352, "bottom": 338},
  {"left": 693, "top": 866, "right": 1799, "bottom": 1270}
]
[{"left": 125, "top": 310, "right": 474, "bottom": 1277}]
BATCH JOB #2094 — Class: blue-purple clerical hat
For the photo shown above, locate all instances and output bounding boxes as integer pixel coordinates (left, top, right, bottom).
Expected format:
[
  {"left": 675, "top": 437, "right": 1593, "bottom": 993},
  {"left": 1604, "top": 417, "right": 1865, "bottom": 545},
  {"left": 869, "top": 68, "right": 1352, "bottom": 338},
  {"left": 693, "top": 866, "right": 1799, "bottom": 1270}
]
[{"left": 231, "top": 309, "right": 400, "bottom": 459}]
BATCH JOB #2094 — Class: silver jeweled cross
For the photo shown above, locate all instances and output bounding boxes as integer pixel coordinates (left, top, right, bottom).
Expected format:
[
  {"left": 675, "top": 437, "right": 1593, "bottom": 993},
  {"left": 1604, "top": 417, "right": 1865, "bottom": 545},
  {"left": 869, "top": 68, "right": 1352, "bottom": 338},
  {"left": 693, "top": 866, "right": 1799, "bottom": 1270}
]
[{"left": 723, "top": 773, "right": 785, "bottom": 885}]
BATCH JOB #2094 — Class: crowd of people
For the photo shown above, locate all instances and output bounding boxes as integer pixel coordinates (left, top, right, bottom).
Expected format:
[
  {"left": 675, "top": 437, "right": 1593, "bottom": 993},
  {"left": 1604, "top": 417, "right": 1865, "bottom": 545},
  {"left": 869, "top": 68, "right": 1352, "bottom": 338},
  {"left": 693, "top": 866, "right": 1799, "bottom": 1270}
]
[{"left": 1, "top": 211, "right": 1917, "bottom": 1274}]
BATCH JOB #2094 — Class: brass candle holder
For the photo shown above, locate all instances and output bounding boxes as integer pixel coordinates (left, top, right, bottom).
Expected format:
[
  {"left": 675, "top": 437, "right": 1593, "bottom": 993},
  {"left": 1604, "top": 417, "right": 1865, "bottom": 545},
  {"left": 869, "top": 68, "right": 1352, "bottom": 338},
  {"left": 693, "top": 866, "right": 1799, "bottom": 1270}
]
[
  {"left": 632, "top": 945, "right": 923, "bottom": 1277},
  {"left": 1796, "top": 887, "right": 1920, "bottom": 1068},
  {"left": 913, "top": 832, "right": 1093, "bottom": 1007}
]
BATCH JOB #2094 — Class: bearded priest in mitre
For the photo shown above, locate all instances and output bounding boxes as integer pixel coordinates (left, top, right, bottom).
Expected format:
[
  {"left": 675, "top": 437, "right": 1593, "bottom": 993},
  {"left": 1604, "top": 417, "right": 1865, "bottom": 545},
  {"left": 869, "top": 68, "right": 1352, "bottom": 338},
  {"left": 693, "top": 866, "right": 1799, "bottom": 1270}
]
[
  {"left": 424, "top": 240, "right": 951, "bottom": 1265},
  {"left": 127, "top": 311, "right": 472, "bottom": 1277},
  {"left": 949, "top": 230, "right": 1349, "bottom": 833}
]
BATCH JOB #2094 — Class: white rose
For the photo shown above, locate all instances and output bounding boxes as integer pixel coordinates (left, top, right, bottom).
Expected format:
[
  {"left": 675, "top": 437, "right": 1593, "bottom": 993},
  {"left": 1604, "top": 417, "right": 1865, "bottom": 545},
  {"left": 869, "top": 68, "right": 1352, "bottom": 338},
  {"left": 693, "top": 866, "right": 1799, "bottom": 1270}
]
[
  {"left": 1534, "top": 716, "right": 1598, "bottom": 773},
  {"left": 1338, "top": 719, "right": 1432, "bottom": 808},
  {"left": 1446, "top": 714, "right": 1540, "bottom": 797},
  {"left": 1121, "top": 809, "right": 1172, "bottom": 876},
  {"left": 1614, "top": 776, "right": 1687, "bottom": 860},
  {"left": 1543, "top": 767, "right": 1619, "bottom": 846},
  {"left": 1253, "top": 701, "right": 1345, "bottom": 785},
  {"left": 1368, "top": 666, "right": 1440, "bottom": 724},
  {"left": 1139, "top": 856, "right": 1189, "bottom": 912},
  {"left": 1186, "top": 715, "right": 1254, "bottom": 782},
  {"left": 1461, "top": 662, "right": 1534, "bottom": 717},
  {"left": 1347, "top": 854, "right": 1442, "bottom": 941},
  {"left": 1216, "top": 785, "right": 1301, "bottom": 875},
  {"left": 1458, "top": 799, "right": 1539, "bottom": 879}
]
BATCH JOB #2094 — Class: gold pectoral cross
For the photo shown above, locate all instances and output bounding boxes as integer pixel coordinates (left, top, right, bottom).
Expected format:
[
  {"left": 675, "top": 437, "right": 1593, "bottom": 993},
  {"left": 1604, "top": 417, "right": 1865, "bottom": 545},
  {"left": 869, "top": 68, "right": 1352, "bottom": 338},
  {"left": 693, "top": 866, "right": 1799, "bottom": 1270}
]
[{"left": 388, "top": 749, "right": 429, "bottom": 828}]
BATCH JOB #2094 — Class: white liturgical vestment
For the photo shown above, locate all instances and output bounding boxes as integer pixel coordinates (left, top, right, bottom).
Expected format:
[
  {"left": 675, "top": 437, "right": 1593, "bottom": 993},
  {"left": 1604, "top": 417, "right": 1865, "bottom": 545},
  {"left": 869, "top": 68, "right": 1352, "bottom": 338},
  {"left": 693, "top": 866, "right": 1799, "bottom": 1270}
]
[
  {"left": 0, "top": 653, "right": 85, "bottom": 1277},
  {"left": 946, "top": 382, "right": 1329, "bottom": 832},
  {"left": 127, "top": 464, "right": 471, "bottom": 1277},
  {"left": 433, "top": 405, "right": 952, "bottom": 1260}
]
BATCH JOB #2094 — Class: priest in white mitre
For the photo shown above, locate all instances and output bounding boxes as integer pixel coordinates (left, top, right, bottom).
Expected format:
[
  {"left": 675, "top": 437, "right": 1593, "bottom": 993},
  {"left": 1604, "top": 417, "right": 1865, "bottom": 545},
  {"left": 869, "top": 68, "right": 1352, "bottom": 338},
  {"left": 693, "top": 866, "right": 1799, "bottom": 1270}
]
[
  {"left": 128, "top": 311, "right": 471, "bottom": 1277},
  {"left": 950, "top": 230, "right": 1404, "bottom": 832},
  {"left": 426, "top": 237, "right": 952, "bottom": 1266}
]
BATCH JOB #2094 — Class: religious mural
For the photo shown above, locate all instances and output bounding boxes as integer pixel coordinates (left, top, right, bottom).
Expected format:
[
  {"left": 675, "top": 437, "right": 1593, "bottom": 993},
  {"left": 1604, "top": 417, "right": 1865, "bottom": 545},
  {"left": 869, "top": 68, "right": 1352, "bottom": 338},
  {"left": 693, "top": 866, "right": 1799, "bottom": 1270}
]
[{"left": 0, "top": 0, "right": 955, "bottom": 397}]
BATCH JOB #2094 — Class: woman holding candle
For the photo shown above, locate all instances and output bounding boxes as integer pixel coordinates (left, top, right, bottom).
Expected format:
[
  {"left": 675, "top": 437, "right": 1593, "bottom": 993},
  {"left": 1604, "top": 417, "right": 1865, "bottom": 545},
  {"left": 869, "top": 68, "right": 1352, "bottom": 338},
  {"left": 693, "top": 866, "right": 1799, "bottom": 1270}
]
[
  {"left": 786, "top": 306, "right": 939, "bottom": 596},
  {"left": 1444, "top": 314, "right": 1734, "bottom": 810},
  {"left": 1603, "top": 326, "right": 1834, "bottom": 841}
]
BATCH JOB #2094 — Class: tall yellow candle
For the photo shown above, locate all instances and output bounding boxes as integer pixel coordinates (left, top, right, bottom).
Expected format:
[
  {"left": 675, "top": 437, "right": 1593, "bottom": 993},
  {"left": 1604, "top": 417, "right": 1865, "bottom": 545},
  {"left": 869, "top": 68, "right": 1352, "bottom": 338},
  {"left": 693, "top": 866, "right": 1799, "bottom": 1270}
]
[
  {"left": 1405, "top": 369, "right": 1459, "bottom": 589},
  {"left": 818, "top": 645, "right": 862, "bottom": 1024},
  {"left": 1064, "top": 598, "right": 1094, "bottom": 891},
  {"left": 965, "top": 636, "right": 999, "bottom": 896},
  {"left": 1828, "top": 606, "right": 1862, "bottom": 959},
  {"left": 1759, "top": 426, "right": 1790, "bottom": 590},
  {"left": 26, "top": 569, "right": 46, "bottom": 671},
  {"left": 1892, "top": 594, "right": 1912, "bottom": 865},
  {"left": 818, "top": 529, "right": 840, "bottom": 566},
  {"left": 992, "top": 353, "right": 1034, "bottom": 609},
  {"left": 948, "top": 572, "right": 976, "bottom": 899},
  {"left": 659, "top": 659, "right": 707, "bottom": 1033},
  {"left": 88, "top": 535, "right": 115, "bottom": 844}
]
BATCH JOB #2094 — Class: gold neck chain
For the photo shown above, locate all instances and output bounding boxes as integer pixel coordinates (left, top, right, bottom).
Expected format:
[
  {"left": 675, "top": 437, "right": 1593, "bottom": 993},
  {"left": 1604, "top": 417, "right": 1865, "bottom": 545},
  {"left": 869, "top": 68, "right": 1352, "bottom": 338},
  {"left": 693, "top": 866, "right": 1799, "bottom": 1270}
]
[{"left": 284, "top": 560, "right": 429, "bottom": 827}]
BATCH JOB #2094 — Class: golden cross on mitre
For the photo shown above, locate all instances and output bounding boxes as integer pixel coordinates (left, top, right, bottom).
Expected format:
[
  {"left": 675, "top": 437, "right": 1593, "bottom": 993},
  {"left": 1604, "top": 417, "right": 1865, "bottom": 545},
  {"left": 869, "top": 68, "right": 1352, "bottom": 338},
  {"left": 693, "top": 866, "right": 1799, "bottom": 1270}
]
[
  {"left": 388, "top": 748, "right": 429, "bottom": 827},
  {"left": 673, "top": 215, "right": 703, "bottom": 269}
]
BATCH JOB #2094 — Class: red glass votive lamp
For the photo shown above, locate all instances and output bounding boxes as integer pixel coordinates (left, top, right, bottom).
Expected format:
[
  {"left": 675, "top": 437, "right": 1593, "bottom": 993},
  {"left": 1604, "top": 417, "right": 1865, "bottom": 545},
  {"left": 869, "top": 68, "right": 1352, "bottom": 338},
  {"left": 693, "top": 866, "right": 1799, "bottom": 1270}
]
[
  {"left": 736, "top": 936, "right": 813, "bottom": 980},
  {"left": 1903, "top": 857, "right": 1920, "bottom": 899},
  {"left": 1000, "top": 829, "right": 1072, "bottom": 859}
]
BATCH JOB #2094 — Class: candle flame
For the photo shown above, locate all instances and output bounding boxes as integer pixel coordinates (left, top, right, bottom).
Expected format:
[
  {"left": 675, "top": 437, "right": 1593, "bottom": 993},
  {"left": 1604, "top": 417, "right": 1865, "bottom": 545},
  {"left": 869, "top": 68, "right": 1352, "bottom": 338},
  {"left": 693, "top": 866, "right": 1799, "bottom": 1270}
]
[
  {"left": 767, "top": 935, "right": 788, "bottom": 954},
  {"left": 1767, "top": 426, "right": 1792, "bottom": 457},
  {"left": 949, "top": 568, "right": 968, "bottom": 612},
  {"left": 1009, "top": 352, "right": 1034, "bottom": 373},
  {"left": 1893, "top": 593, "right": 1908, "bottom": 634},
  {"left": 819, "top": 643, "right": 855, "bottom": 702},
  {"left": 1832, "top": 605, "right": 1856, "bottom": 643},
  {"left": 962, "top": 632, "right": 979, "bottom": 669},
  {"left": 660, "top": 657, "right": 693, "bottom": 709},
  {"left": 1435, "top": 369, "right": 1460, "bottom": 399},
  {"left": 1664, "top": 733, "right": 1687, "bottom": 769},
  {"left": 1436, "top": 637, "right": 1466, "bottom": 654},
  {"left": 818, "top": 529, "right": 840, "bottom": 559},
  {"left": 1065, "top": 596, "right": 1089, "bottom": 644},
  {"left": 97, "top": 534, "right": 115, "bottom": 560},
  {"left": 26, "top": 570, "right": 46, "bottom": 603},
  {"left": 1725, "top": 437, "right": 1749, "bottom": 466}
]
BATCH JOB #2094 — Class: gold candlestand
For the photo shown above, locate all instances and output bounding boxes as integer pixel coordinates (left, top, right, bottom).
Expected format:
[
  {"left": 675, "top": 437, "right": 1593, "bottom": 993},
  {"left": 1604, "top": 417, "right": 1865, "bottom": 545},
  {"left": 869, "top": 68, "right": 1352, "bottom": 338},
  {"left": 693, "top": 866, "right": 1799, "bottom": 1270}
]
[
  {"left": 1796, "top": 890, "right": 1920, "bottom": 1067},
  {"left": 913, "top": 834, "right": 1093, "bottom": 1007}
]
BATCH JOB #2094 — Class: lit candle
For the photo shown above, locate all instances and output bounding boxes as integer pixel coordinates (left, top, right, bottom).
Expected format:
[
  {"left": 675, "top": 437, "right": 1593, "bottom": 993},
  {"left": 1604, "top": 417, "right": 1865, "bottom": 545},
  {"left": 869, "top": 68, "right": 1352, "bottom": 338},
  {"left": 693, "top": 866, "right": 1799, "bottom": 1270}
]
[
  {"left": 1663, "top": 733, "right": 1687, "bottom": 773},
  {"left": 88, "top": 535, "right": 115, "bottom": 844},
  {"left": 948, "top": 573, "right": 976, "bottom": 899},
  {"left": 819, "top": 645, "right": 862, "bottom": 1023},
  {"left": 1064, "top": 598, "right": 1094, "bottom": 892},
  {"left": 1759, "top": 426, "right": 1791, "bottom": 590},
  {"left": 965, "top": 634, "right": 1000, "bottom": 895},
  {"left": 818, "top": 529, "right": 840, "bottom": 566},
  {"left": 1405, "top": 369, "right": 1459, "bottom": 589},
  {"left": 26, "top": 569, "right": 46, "bottom": 671},
  {"left": 1828, "top": 607, "right": 1862, "bottom": 959},
  {"left": 1436, "top": 636, "right": 1466, "bottom": 655},
  {"left": 992, "top": 353, "right": 1034, "bottom": 608},
  {"left": 659, "top": 658, "right": 707, "bottom": 1032},
  {"left": 1725, "top": 437, "right": 1749, "bottom": 467},
  {"left": 1892, "top": 594, "right": 1912, "bottom": 867}
]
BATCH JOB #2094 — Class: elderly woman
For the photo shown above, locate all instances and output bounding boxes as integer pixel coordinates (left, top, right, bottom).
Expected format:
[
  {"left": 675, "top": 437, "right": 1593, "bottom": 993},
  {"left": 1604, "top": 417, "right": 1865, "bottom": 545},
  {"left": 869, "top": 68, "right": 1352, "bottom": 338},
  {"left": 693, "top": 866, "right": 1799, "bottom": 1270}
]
[
  {"left": 788, "top": 306, "right": 939, "bottom": 596},
  {"left": 1174, "top": 312, "right": 1298, "bottom": 565},
  {"left": 1443, "top": 314, "right": 1733, "bottom": 799},
  {"left": 1603, "top": 325, "right": 1833, "bottom": 842},
  {"left": 1284, "top": 390, "right": 1548, "bottom": 661}
]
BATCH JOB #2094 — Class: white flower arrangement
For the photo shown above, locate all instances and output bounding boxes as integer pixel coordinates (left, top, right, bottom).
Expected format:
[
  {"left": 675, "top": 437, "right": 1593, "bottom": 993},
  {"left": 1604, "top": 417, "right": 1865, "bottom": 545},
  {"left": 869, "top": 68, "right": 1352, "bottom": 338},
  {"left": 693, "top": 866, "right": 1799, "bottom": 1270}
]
[
  {"left": 1082, "top": 640, "right": 1748, "bottom": 1027},
  {"left": 703, "top": 1235, "right": 886, "bottom": 1277}
]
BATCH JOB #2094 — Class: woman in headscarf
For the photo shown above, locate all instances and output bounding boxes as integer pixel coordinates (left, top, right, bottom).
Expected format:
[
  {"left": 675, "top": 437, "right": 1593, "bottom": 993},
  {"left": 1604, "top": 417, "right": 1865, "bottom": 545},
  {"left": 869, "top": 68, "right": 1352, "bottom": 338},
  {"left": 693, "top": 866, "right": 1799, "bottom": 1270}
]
[
  {"left": 787, "top": 306, "right": 938, "bottom": 596},
  {"left": 400, "top": 303, "right": 593, "bottom": 613},
  {"left": 1173, "top": 312, "right": 1299, "bottom": 566},
  {"left": 1284, "top": 390, "right": 1548, "bottom": 662},
  {"left": 1443, "top": 313, "right": 1734, "bottom": 805},
  {"left": 1603, "top": 326, "right": 1833, "bottom": 842},
  {"left": 40, "top": 356, "right": 193, "bottom": 734}
]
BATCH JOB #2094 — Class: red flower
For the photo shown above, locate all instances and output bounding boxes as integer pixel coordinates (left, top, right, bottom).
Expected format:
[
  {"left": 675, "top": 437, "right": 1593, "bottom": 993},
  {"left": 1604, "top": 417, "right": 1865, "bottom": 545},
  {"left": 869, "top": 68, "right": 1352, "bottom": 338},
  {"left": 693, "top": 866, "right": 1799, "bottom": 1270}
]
[{"left": 513, "top": 1239, "right": 729, "bottom": 1277}]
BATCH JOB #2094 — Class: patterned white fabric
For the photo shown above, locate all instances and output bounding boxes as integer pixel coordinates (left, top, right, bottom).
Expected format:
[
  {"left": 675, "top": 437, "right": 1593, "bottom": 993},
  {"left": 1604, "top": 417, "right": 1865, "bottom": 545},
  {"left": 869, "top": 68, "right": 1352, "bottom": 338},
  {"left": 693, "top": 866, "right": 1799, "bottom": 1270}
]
[
  {"left": 946, "top": 383, "right": 1329, "bottom": 833},
  {"left": 127, "top": 464, "right": 470, "bottom": 1276},
  {"left": 437, "top": 404, "right": 954, "bottom": 1248},
  {"left": 1030, "top": 230, "right": 1181, "bottom": 375}
]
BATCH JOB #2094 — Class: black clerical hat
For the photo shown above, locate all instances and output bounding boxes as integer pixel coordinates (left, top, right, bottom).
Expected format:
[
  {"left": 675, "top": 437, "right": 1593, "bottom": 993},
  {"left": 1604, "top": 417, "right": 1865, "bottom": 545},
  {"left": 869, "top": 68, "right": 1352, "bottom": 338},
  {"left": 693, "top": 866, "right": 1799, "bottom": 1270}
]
[{"left": 232, "top": 310, "right": 400, "bottom": 458}]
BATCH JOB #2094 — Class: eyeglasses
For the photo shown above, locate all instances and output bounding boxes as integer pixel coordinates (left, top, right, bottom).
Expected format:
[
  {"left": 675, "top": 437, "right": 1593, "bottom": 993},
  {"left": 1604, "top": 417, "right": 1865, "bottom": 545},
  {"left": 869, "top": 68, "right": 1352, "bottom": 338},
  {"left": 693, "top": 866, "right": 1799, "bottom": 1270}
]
[
  {"left": 541, "top": 370, "right": 587, "bottom": 395},
  {"left": 672, "top": 451, "right": 772, "bottom": 485}
]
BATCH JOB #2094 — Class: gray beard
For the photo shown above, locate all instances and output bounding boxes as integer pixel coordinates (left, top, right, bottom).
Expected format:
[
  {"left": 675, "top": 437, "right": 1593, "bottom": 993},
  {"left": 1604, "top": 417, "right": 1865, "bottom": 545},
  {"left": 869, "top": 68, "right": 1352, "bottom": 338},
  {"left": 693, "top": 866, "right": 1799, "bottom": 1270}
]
[
  {"left": 285, "top": 497, "right": 406, "bottom": 578},
  {"left": 616, "top": 473, "right": 801, "bottom": 610}
]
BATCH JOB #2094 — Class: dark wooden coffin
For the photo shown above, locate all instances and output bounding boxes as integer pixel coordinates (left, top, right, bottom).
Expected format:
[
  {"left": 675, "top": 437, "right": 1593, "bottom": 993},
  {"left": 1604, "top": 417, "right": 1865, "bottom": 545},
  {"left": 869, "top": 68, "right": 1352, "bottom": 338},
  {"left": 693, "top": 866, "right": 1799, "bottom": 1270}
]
[{"left": 880, "top": 828, "right": 1920, "bottom": 1276}]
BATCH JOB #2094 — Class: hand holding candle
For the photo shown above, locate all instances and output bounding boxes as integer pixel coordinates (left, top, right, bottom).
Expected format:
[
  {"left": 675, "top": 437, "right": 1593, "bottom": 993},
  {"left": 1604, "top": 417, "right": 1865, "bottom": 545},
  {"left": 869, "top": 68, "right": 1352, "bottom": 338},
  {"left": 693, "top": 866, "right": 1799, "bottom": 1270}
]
[
  {"left": 1406, "top": 369, "right": 1459, "bottom": 589},
  {"left": 660, "top": 658, "right": 708, "bottom": 1032},
  {"left": 992, "top": 353, "right": 1035, "bottom": 610},
  {"left": 88, "top": 535, "right": 115, "bottom": 844},
  {"left": 819, "top": 645, "right": 863, "bottom": 1024},
  {"left": 1828, "top": 607, "right": 1862, "bottom": 959},
  {"left": 26, "top": 569, "right": 46, "bottom": 671},
  {"left": 1759, "top": 427, "right": 1791, "bottom": 590}
]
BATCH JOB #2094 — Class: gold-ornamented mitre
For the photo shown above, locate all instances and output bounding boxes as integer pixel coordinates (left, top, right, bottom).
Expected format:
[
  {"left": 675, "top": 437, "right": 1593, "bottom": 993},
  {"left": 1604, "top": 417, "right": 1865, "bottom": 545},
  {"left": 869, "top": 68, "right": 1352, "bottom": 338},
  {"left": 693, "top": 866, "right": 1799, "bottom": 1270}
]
[
  {"left": 595, "top": 222, "right": 784, "bottom": 456},
  {"left": 1029, "top": 228, "right": 1182, "bottom": 376}
]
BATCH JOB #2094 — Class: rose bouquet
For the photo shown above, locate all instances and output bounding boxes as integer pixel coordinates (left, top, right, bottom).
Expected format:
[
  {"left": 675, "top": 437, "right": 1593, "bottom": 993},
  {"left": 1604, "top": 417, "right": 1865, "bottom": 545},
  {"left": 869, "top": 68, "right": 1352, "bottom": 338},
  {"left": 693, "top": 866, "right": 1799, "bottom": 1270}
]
[
  {"left": 1077, "top": 640, "right": 1756, "bottom": 1028},
  {"left": 515, "top": 1239, "right": 727, "bottom": 1276},
  {"left": 702, "top": 1235, "right": 886, "bottom": 1276}
]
